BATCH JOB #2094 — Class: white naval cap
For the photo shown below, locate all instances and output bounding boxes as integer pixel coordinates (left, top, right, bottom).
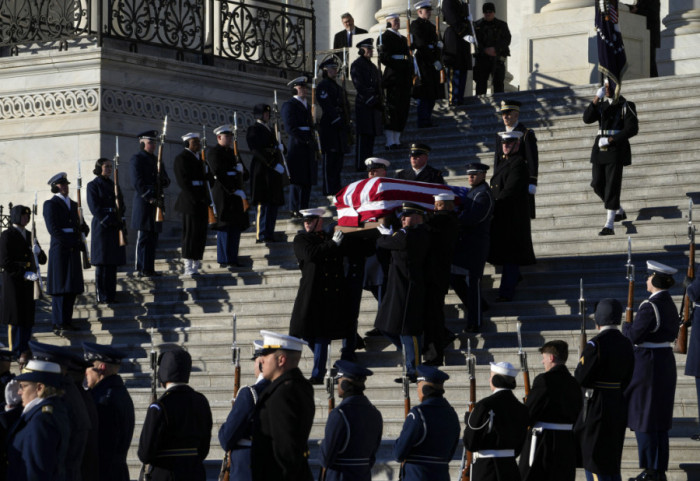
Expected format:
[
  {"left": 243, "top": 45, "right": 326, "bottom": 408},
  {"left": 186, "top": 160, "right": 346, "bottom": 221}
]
[
  {"left": 299, "top": 207, "right": 326, "bottom": 219},
  {"left": 646, "top": 260, "right": 678, "bottom": 276},
  {"left": 414, "top": 0, "right": 432, "bottom": 9},
  {"left": 490, "top": 361, "right": 519, "bottom": 378},
  {"left": 181, "top": 132, "right": 200, "bottom": 142},
  {"left": 498, "top": 130, "right": 524, "bottom": 141},
  {"left": 259, "top": 330, "right": 308, "bottom": 353},
  {"left": 434, "top": 193, "right": 455, "bottom": 201},
  {"left": 385, "top": 13, "right": 400, "bottom": 20},
  {"left": 365, "top": 157, "right": 391, "bottom": 169},
  {"left": 251, "top": 340, "right": 264, "bottom": 359},
  {"left": 214, "top": 124, "right": 234, "bottom": 135}
]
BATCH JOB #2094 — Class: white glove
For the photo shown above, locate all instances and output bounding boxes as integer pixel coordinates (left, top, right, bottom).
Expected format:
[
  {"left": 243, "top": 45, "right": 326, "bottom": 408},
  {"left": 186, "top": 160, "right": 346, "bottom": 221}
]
[
  {"left": 274, "top": 164, "right": 285, "bottom": 175},
  {"left": 436, "top": 41, "right": 444, "bottom": 49},
  {"left": 598, "top": 137, "right": 610, "bottom": 148},
  {"left": 596, "top": 86, "right": 605, "bottom": 99},
  {"left": 4, "top": 380, "right": 21, "bottom": 408},
  {"left": 332, "top": 230, "right": 344, "bottom": 246},
  {"left": 433, "top": 60, "right": 442, "bottom": 71},
  {"left": 32, "top": 243, "right": 41, "bottom": 255},
  {"left": 236, "top": 163, "right": 244, "bottom": 173},
  {"left": 463, "top": 35, "right": 475, "bottom": 44},
  {"left": 277, "top": 143, "right": 285, "bottom": 152},
  {"left": 23, "top": 271, "right": 38, "bottom": 282},
  {"left": 377, "top": 224, "right": 393, "bottom": 236},
  {"left": 528, "top": 184, "right": 537, "bottom": 195},
  {"left": 234, "top": 189, "right": 247, "bottom": 199}
]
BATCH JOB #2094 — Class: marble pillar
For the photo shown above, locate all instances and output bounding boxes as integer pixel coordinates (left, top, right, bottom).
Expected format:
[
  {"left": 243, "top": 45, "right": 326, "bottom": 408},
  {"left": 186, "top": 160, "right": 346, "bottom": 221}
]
[
  {"left": 658, "top": 1, "right": 700, "bottom": 75},
  {"left": 540, "top": 0, "right": 592, "bottom": 12}
]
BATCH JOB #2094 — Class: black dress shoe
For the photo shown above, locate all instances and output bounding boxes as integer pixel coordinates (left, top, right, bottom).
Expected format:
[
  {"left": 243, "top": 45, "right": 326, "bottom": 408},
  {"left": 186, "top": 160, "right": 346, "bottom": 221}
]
[
  {"left": 614, "top": 211, "right": 627, "bottom": 222},
  {"left": 394, "top": 375, "right": 417, "bottom": 384},
  {"left": 364, "top": 327, "right": 382, "bottom": 337},
  {"left": 423, "top": 358, "right": 444, "bottom": 367},
  {"left": 141, "top": 270, "right": 161, "bottom": 277},
  {"left": 354, "top": 333, "right": 366, "bottom": 351},
  {"left": 463, "top": 325, "right": 479, "bottom": 334},
  {"left": 630, "top": 469, "right": 657, "bottom": 481},
  {"left": 599, "top": 227, "right": 615, "bottom": 236},
  {"left": 61, "top": 324, "right": 79, "bottom": 331},
  {"left": 691, "top": 433, "right": 700, "bottom": 441},
  {"left": 52, "top": 326, "right": 63, "bottom": 336},
  {"left": 495, "top": 296, "right": 512, "bottom": 302},
  {"left": 309, "top": 377, "right": 324, "bottom": 385}
]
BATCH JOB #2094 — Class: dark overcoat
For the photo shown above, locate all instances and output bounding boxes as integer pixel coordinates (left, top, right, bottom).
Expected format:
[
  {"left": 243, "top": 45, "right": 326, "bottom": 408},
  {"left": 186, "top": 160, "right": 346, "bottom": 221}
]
[
  {"left": 130, "top": 149, "right": 170, "bottom": 232},
  {"left": 393, "top": 394, "right": 460, "bottom": 481},
  {"left": 685, "top": 277, "right": 700, "bottom": 377},
  {"left": 351, "top": 56, "right": 383, "bottom": 137},
  {"left": 488, "top": 153, "right": 536, "bottom": 266},
  {"left": 410, "top": 17, "right": 444, "bottom": 100},
  {"left": 378, "top": 29, "right": 412, "bottom": 132},
  {"left": 251, "top": 367, "right": 315, "bottom": 481},
  {"left": 173, "top": 148, "right": 209, "bottom": 217},
  {"left": 87, "top": 175, "right": 127, "bottom": 266},
  {"left": 206, "top": 143, "right": 250, "bottom": 230},
  {"left": 247, "top": 121, "right": 286, "bottom": 206},
  {"left": 574, "top": 327, "right": 635, "bottom": 475},
  {"left": 90, "top": 374, "right": 135, "bottom": 481},
  {"left": 473, "top": 17, "right": 511, "bottom": 57},
  {"left": 396, "top": 165, "right": 445, "bottom": 184},
  {"left": 138, "top": 385, "right": 213, "bottom": 481},
  {"left": 453, "top": 181, "right": 494, "bottom": 273},
  {"left": 320, "top": 394, "right": 384, "bottom": 481},
  {"left": 442, "top": 0, "right": 473, "bottom": 71},
  {"left": 317, "top": 77, "right": 350, "bottom": 153},
  {"left": 494, "top": 123, "right": 539, "bottom": 218},
  {"left": 0, "top": 226, "right": 45, "bottom": 326},
  {"left": 463, "top": 389, "right": 529, "bottom": 481},
  {"left": 426, "top": 210, "right": 459, "bottom": 294},
  {"left": 281, "top": 97, "right": 317, "bottom": 186},
  {"left": 519, "top": 364, "right": 583, "bottom": 481},
  {"left": 374, "top": 224, "right": 430, "bottom": 336},
  {"left": 63, "top": 379, "right": 92, "bottom": 481},
  {"left": 290, "top": 230, "right": 353, "bottom": 340},
  {"left": 43, "top": 195, "right": 85, "bottom": 295},
  {"left": 582, "top": 96, "right": 638, "bottom": 167},
  {"left": 78, "top": 382, "right": 100, "bottom": 481},
  {"left": 623, "top": 290, "right": 678, "bottom": 432}
]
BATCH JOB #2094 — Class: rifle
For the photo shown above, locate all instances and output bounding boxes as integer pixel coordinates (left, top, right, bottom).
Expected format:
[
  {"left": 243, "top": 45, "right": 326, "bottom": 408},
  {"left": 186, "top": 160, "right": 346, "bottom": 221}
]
[
  {"left": 406, "top": 0, "right": 422, "bottom": 86},
  {"left": 325, "top": 342, "right": 335, "bottom": 411},
  {"left": 579, "top": 278, "right": 587, "bottom": 356},
  {"left": 114, "top": 137, "right": 128, "bottom": 247},
  {"left": 31, "top": 191, "right": 44, "bottom": 298},
  {"left": 677, "top": 198, "right": 695, "bottom": 353},
  {"left": 377, "top": 29, "right": 387, "bottom": 126},
  {"left": 517, "top": 321, "right": 530, "bottom": 402},
  {"left": 625, "top": 236, "right": 635, "bottom": 324},
  {"left": 219, "top": 314, "right": 241, "bottom": 481},
  {"left": 401, "top": 344, "right": 411, "bottom": 417},
  {"left": 76, "top": 161, "right": 91, "bottom": 269},
  {"left": 459, "top": 339, "right": 476, "bottom": 481},
  {"left": 272, "top": 90, "right": 291, "bottom": 178},
  {"left": 155, "top": 115, "right": 168, "bottom": 224},
  {"left": 435, "top": 0, "right": 446, "bottom": 84},
  {"left": 466, "top": 0, "right": 478, "bottom": 51},
  {"left": 150, "top": 325, "right": 158, "bottom": 403},
  {"left": 232, "top": 112, "right": 250, "bottom": 213},
  {"left": 201, "top": 125, "right": 219, "bottom": 227},
  {"left": 339, "top": 48, "right": 355, "bottom": 148},
  {"left": 311, "top": 59, "right": 323, "bottom": 160}
]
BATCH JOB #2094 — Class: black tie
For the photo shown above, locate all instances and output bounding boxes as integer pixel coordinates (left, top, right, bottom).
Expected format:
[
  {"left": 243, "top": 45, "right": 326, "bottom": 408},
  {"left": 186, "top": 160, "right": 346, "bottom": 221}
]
[{"left": 348, "top": 31, "right": 352, "bottom": 47}]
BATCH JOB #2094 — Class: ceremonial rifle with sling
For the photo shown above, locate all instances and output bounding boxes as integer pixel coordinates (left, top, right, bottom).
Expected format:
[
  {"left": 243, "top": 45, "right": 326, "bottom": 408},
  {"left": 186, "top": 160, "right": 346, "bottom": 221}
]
[
  {"left": 517, "top": 321, "right": 530, "bottom": 402},
  {"left": 625, "top": 236, "right": 635, "bottom": 324},
  {"left": 272, "top": 90, "right": 291, "bottom": 179},
  {"left": 155, "top": 115, "right": 168, "bottom": 224},
  {"left": 406, "top": 0, "right": 422, "bottom": 86},
  {"left": 579, "top": 279, "right": 587, "bottom": 356},
  {"left": 76, "top": 161, "right": 91, "bottom": 269},
  {"left": 435, "top": 0, "right": 446, "bottom": 84},
  {"left": 201, "top": 125, "right": 218, "bottom": 227},
  {"left": 232, "top": 112, "right": 250, "bottom": 213},
  {"left": 114, "top": 137, "right": 128, "bottom": 247},
  {"left": 218, "top": 313, "right": 241, "bottom": 481},
  {"left": 311, "top": 59, "right": 323, "bottom": 160},
  {"left": 401, "top": 344, "right": 411, "bottom": 417},
  {"left": 31, "top": 191, "right": 44, "bottom": 298},
  {"left": 325, "top": 341, "right": 335, "bottom": 411},
  {"left": 676, "top": 198, "right": 695, "bottom": 353},
  {"left": 140, "top": 326, "right": 158, "bottom": 481},
  {"left": 459, "top": 339, "right": 476, "bottom": 481},
  {"left": 339, "top": 49, "right": 355, "bottom": 147}
]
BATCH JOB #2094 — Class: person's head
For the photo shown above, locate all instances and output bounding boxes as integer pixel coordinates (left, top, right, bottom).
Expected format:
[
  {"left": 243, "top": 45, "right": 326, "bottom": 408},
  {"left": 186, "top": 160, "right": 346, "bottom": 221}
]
[
  {"left": 386, "top": 13, "right": 400, "bottom": 30},
  {"left": 499, "top": 131, "right": 522, "bottom": 156},
  {"left": 334, "top": 360, "right": 372, "bottom": 399},
  {"left": 409, "top": 143, "right": 431, "bottom": 170},
  {"left": 251, "top": 340, "right": 265, "bottom": 377},
  {"left": 594, "top": 298, "right": 623, "bottom": 329},
  {"left": 341, "top": 12, "right": 355, "bottom": 31},
  {"left": 434, "top": 193, "right": 455, "bottom": 212},
  {"left": 138, "top": 130, "right": 159, "bottom": 155},
  {"left": 157, "top": 348, "right": 192, "bottom": 387},
  {"left": 415, "top": 1, "right": 432, "bottom": 19},
  {"left": 399, "top": 202, "right": 426, "bottom": 228},
  {"left": 646, "top": 260, "right": 677, "bottom": 292},
  {"left": 253, "top": 103, "right": 271, "bottom": 122},
  {"left": 365, "top": 157, "right": 390, "bottom": 178},
  {"left": 287, "top": 76, "right": 308, "bottom": 98},
  {"left": 483, "top": 2, "right": 496, "bottom": 21},
  {"left": 357, "top": 38, "right": 374, "bottom": 58},
  {"left": 258, "top": 330, "right": 307, "bottom": 382},
  {"left": 82, "top": 341, "right": 125, "bottom": 388},
  {"left": 500, "top": 99, "right": 521, "bottom": 128},
  {"left": 320, "top": 58, "right": 339, "bottom": 79},
  {"left": 489, "top": 361, "right": 518, "bottom": 392},
  {"left": 300, "top": 208, "right": 325, "bottom": 232},
  {"left": 539, "top": 340, "right": 568, "bottom": 371},
  {"left": 48, "top": 172, "right": 70, "bottom": 196},
  {"left": 92, "top": 158, "right": 114, "bottom": 178},
  {"left": 15, "top": 359, "right": 63, "bottom": 406},
  {"left": 416, "top": 365, "right": 448, "bottom": 402},
  {"left": 604, "top": 77, "right": 612, "bottom": 98},
  {"left": 214, "top": 125, "right": 234, "bottom": 148},
  {"left": 181, "top": 132, "right": 201, "bottom": 152},
  {"left": 10, "top": 205, "right": 31, "bottom": 228},
  {"left": 465, "top": 162, "right": 489, "bottom": 187}
]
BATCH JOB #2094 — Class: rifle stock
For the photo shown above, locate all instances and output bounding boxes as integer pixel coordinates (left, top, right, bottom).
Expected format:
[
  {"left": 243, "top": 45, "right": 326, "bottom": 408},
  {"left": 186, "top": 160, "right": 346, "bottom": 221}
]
[
  {"left": 406, "top": 4, "right": 421, "bottom": 86},
  {"left": 31, "top": 192, "right": 44, "bottom": 299},
  {"left": 402, "top": 344, "right": 411, "bottom": 417},
  {"left": 76, "top": 161, "right": 91, "bottom": 269},
  {"left": 232, "top": 113, "right": 250, "bottom": 213},
  {"left": 436, "top": 1, "right": 446, "bottom": 84},
  {"left": 220, "top": 313, "right": 241, "bottom": 481},
  {"left": 677, "top": 198, "right": 695, "bottom": 353},
  {"left": 516, "top": 322, "right": 530, "bottom": 402},
  {"left": 114, "top": 137, "right": 128, "bottom": 247},
  {"left": 155, "top": 116, "right": 168, "bottom": 224},
  {"left": 625, "top": 236, "right": 635, "bottom": 324},
  {"left": 460, "top": 340, "right": 476, "bottom": 481},
  {"left": 311, "top": 60, "right": 323, "bottom": 160},
  {"left": 325, "top": 342, "right": 335, "bottom": 411},
  {"left": 201, "top": 125, "right": 219, "bottom": 227},
  {"left": 579, "top": 278, "right": 587, "bottom": 356},
  {"left": 272, "top": 90, "right": 292, "bottom": 179}
]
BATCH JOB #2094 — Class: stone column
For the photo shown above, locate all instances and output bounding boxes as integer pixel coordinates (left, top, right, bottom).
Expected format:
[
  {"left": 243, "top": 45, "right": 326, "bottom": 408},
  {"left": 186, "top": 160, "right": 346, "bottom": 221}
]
[
  {"left": 540, "top": 0, "right": 593, "bottom": 12},
  {"left": 348, "top": 0, "right": 382, "bottom": 32},
  {"left": 658, "top": 0, "right": 700, "bottom": 75}
]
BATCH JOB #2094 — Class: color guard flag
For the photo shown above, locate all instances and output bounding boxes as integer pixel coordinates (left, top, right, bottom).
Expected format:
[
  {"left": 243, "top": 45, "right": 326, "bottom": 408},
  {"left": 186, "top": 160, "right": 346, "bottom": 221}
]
[{"left": 595, "top": 0, "right": 628, "bottom": 100}]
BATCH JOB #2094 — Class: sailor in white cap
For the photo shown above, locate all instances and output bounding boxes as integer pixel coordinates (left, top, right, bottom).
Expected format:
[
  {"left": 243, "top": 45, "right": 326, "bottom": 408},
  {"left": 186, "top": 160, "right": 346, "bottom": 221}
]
[
  {"left": 622, "top": 260, "right": 678, "bottom": 481},
  {"left": 463, "top": 361, "right": 529, "bottom": 481},
  {"left": 365, "top": 157, "right": 390, "bottom": 178},
  {"left": 251, "top": 330, "right": 315, "bottom": 480},
  {"left": 173, "top": 131, "right": 208, "bottom": 276}
]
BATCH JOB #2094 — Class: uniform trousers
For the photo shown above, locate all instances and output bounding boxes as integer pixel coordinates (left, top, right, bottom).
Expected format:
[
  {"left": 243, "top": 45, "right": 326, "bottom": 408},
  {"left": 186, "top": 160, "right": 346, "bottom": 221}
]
[
  {"left": 289, "top": 184, "right": 311, "bottom": 213},
  {"left": 423, "top": 293, "right": 447, "bottom": 364},
  {"left": 181, "top": 213, "right": 208, "bottom": 260},
  {"left": 474, "top": 55, "right": 505, "bottom": 95},
  {"left": 8, "top": 325, "right": 31, "bottom": 357},
  {"left": 696, "top": 378, "right": 700, "bottom": 420},
  {"left": 306, "top": 337, "right": 330, "bottom": 379},
  {"left": 216, "top": 226, "right": 241, "bottom": 265},
  {"left": 499, "top": 264, "right": 520, "bottom": 300},
  {"left": 416, "top": 98, "right": 436, "bottom": 127},
  {"left": 135, "top": 230, "right": 159, "bottom": 273},
  {"left": 382, "top": 332, "right": 421, "bottom": 377},
  {"left": 256, "top": 204, "right": 279, "bottom": 241},
  {"left": 447, "top": 68, "right": 467, "bottom": 105},
  {"left": 635, "top": 430, "right": 670, "bottom": 472},
  {"left": 451, "top": 271, "right": 483, "bottom": 329},
  {"left": 95, "top": 265, "right": 117, "bottom": 303},
  {"left": 322, "top": 151, "right": 344, "bottom": 196},
  {"left": 584, "top": 471, "right": 622, "bottom": 481},
  {"left": 591, "top": 162, "right": 624, "bottom": 210},
  {"left": 51, "top": 293, "right": 77, "bottom": 328},
  {"left": 355, "top": 134, "right": 375, "bottom": 172}
]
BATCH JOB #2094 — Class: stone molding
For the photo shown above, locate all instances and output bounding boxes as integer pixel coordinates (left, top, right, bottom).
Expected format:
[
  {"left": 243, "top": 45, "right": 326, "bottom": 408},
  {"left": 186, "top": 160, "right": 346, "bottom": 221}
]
[{"left": 0, "top": 88, "right": 99, "bottom": 120}]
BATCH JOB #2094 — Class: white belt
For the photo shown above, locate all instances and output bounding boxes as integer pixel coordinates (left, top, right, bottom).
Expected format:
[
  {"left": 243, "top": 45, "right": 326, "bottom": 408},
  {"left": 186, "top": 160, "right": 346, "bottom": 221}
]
[
  {"left": 597, "top": 129, "right": 621, "bottom": 135},
  {"left": 391, "top": 54, "right": 408, "bottom": 60},
  {"left": 226, "top": 171, "right": 237, "bottom": 176},
  {"left": 191, "top": 180, "right": 203, "bottom": 186},
  {"left": 61, "top": 228, "right": 75, "bottom": 233},
  {"left": 236, "top": 439, "right": 252, "bottom": 447},
  {"left": 636, "top": 342, "right": 673, "bottom": 348},
  {"left": 533, "top": 422, "right": 573, "bottom": 431},
  {"left": 473, "top": 449, "right": 514, "bottom": 460},
  {"left": 298, "top": 126, "right": 311, "bottom": 131}
]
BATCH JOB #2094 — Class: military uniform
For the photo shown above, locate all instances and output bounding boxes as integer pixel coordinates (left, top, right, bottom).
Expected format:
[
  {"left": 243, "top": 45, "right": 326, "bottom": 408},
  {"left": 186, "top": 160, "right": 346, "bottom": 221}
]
[
  {"left": 351, "top": 53, "right": 383, "bottom": 172},
  {"left": 685, "top": 278, "right": 700, "bottom": 440},
  {"left": 519, "top": 364, "right": 582, "bottom": 481},
  {"left": 173, "top": 145, "right": 210, "bottom": 264},
  {"left": 87, "top": 174, "right": 126, "bottom": 302},
  {"left": 442, "top": 0, "right": 474, "bottom": 105},
  {"left": 396, "top": 164, "right": 445, "bottom": 184},
  {"left": 494, "top": 122, "right": 539, "bottom": 219},
  {"left": 378, "top": 27, "right": 412, "bottom": 145},
  {"left": 281, "top": 94, "right": 316, "bottom": 214},
  {"left": 472, "top": 16, "right": 511, "bottom": 95},
  {"left": 219, "top": 375, "right": 271, "bottom": 481},
  {"left": 317, "top": 71, "right": 350, "bottom": 194},
  {"left": 251, "top": 366, "right": 315, "bottom": 481},
  {"left": 410, "top": 16, "right": 444, "bottom": 127}
]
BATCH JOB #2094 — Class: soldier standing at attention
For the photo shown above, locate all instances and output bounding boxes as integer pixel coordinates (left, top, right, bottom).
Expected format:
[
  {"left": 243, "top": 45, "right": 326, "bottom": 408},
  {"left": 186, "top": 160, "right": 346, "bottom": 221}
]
[
  {"left": 472, "top": 2, "right": 510, "bottom": 95},
  {"left": 411, "top": 0, "right": 444, "bottom": 128},
  {"left": 351, "top": 38, "right": 383, "bottom": 172},
  {"left": 320, "top": 360, "right": 383, "bottom": 480},
  {"left": 442, "top": 0, "right": 474, "bottom": 106},
  {"left": 396, "top": 143, "right": 445, "bottom": 184}
]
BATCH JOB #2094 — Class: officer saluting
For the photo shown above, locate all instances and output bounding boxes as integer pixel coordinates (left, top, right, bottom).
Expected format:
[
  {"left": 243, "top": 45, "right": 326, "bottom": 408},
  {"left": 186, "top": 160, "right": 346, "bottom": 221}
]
[
  {"left": 320, "top": 360, "right": 383, "bottom": 480},
  {"left": 393, "top": 365, "right": 460, "bottom": 481}
]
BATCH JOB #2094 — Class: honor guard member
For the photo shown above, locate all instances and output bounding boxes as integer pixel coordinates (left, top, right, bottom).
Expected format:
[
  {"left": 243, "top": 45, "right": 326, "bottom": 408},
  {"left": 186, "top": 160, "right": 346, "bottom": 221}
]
[
  {"left": 173, "top": 132, "right": 209, "bottom": 276},
  {"left": 583, "top": 78, "right": 638, "bottom": 235},
  {"left": 138, "top": 347, "right": 212, "bottom": 481},
  {"left": 248, "top": 103, "right": 286, "bottom": 243},
  {"left": 495, "top": 100, "right": 539, "bottom": 219},
  {"left": 574, "top": 298, "right": 635, "bottom": 481},
  {"left": 375, "top": 202, "right": 431, "bottom": 382},
  {"left": 442, "top": 0, "right": 475, "bottom": 106},
  {"left": 685, "top": 276, "right": 700, "bottom": 441},
  {"left": 317, "top": 57, "right": 351, "bottom": 195},
  {"left": 450, "top": 162, "right": 494, "bottom": 332},
  {"left": 281, "top": 76, "right": 316, "bottom": 217},
  {"left": 7, "top": 359, "right": 70, "bottom": 481},
  {"left": 393, "top": 365, "right": 460, "bottom": 481},
  {"left": 219, "top": 340, "right": 271, "bottom": 481},
  {"left": 472, "top": 2, "right": 511, "bottom": 95},
  {"left": 320, "top": 360, "right": 383, "bottom": 480},
  {"left": 290, "top": 208, "right": 351, "bottom": 383},
  {"left": 378, "top": 13, "right": 412, "bottom": 149},
  {"left": 333, "top": 12, "right": 368, "bottom": 49},
  {"left": 43, "top": 172, "right": 87, "bottom": 333},
  {"left": 463, "top": 361, "right": 530, "bottom": 481},
  {"left": 208, "top": 124, "right": 250, "bottom": 269},
  {"left": 519, "top": 340, "right": 582, "bottom": 481},
  {"left": 83, "top": 341, "right": 135, "bottom": 481},
  {"left": 351, "top": 38, "right": 383, "bottom": 172},
  {"left": 488, "top": 131, "right": 536, "bottom": 302},
  {"left": 87, "top": 158, "right": 127, "bottom": 303},
  {"left": 131, "top": 129, "right": 170, "bottom": 277},
  {"left": 0, "top": 205, "right": 46, "bottom": 357},
  {"left": 623, "top": 261, "right": 679, "bottom": 481},
  {"left": 251, "top": 330, "right": 315, "bottom": 481},
  {"left": 411, "top": 0, "right": 445, "bottom": 128},
  {"left": 0, "top": 349, "right": 14, "bottom": 407},
  {"left": 397, "top": 143, "right": 445, "bottom": 184}
]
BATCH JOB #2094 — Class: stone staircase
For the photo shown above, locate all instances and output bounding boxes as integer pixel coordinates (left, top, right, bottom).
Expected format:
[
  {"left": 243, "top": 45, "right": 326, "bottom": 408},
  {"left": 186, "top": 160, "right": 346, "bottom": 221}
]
[{"left": 6, "top": 72, "right": 700, "bottom": 480}]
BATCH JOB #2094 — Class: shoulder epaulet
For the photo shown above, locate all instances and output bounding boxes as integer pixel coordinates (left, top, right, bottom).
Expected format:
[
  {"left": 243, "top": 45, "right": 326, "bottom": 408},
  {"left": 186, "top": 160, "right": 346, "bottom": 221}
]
[{"left": 42, "top": 405, "right": 53, "bottom": 414}]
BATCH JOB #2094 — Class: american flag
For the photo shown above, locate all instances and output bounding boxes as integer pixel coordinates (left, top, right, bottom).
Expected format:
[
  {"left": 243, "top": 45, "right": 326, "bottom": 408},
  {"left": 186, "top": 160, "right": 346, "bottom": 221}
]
[
  {"left": 596, "top": 0, "right": 627, "bottom": 99},
  {"left": 335, "top": 177, "right": 467, "bottom": 227}
]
